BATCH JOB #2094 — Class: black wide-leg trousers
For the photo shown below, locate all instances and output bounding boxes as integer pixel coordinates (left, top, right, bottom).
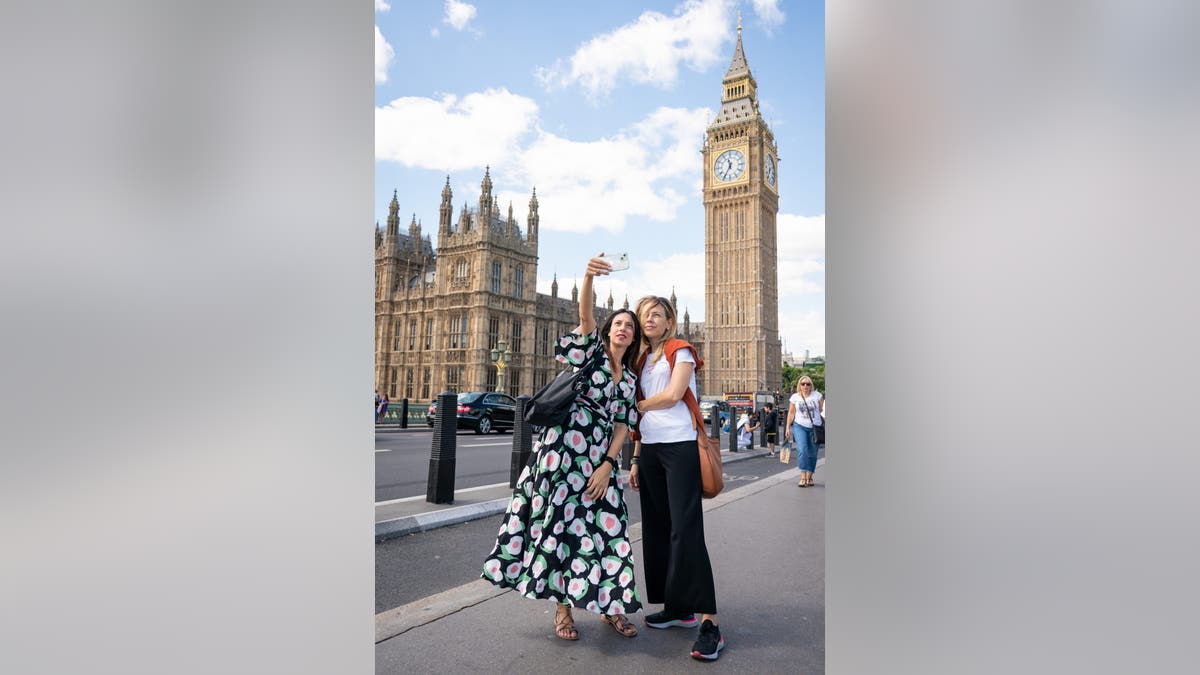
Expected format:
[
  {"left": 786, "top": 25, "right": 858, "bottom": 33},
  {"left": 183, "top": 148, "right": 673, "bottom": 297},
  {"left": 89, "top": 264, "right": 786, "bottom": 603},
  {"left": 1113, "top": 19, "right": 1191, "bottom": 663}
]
[{"left": 638, "top": 439, "right": 717, "bottom": 615}]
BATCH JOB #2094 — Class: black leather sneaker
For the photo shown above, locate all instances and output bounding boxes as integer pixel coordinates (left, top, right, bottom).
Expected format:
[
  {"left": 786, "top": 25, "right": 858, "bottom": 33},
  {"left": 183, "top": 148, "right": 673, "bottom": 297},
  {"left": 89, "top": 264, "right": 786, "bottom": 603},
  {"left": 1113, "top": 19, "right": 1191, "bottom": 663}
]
[
  {"left": 644, "top": 610, "right": 699, "bottom": 629},
  {"left": 691, "top": 619, "right": 725, "bottom": 661}
]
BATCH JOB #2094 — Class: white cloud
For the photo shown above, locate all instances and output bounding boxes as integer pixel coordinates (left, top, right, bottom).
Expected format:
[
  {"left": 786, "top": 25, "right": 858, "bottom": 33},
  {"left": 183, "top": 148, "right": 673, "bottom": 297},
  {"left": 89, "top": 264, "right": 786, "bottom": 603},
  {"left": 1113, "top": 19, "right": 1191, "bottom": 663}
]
[
  {"left": 375, "top": 0, "right": 390, "bottom": 12},
  {"left": 776, "top": 212, "right": 825, "bottom": 355},
  {"left": 375, "top": 25, "right": 394, "bottom": 84},
  {"left": 377, "top": 92, "right": 709, "bottom": 232},
  {"left": 431, "top": 27, "right": 440, "bottom": 38},
  {"left": 443, "top": 0, "right": 478, "bottom": 31},
  {"left": 779, "top": 309, "right": 825, "bottom": 358},
  {"left": 777, "top": 213, "right": 824, "bottom": 295},
  {"left": 537, "top": 0, "right": 734, "bottom": 97},
  {"left": 513, "top": 107, "right": 709, "bottom": 233},
  {"left": 750, "top": 0, "right": 786, "bottom": 32},
  {"left": 375, "top": 89, "right": 539, "bottom": 170}
]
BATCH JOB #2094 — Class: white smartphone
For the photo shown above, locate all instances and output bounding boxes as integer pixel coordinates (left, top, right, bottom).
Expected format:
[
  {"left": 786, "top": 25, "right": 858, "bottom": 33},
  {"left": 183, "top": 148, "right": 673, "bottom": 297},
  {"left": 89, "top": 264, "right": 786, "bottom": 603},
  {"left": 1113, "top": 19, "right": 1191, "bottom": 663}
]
[{"left": 603, "top": 252, "right": 630, "bottom": 271}]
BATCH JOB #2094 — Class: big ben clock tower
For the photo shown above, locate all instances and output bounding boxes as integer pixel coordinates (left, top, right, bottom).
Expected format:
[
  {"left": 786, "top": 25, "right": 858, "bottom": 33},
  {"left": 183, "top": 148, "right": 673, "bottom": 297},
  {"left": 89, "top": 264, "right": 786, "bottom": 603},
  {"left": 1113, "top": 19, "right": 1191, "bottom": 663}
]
[{"left": 702, "top": 16, "right": 782, "bottom": 397}]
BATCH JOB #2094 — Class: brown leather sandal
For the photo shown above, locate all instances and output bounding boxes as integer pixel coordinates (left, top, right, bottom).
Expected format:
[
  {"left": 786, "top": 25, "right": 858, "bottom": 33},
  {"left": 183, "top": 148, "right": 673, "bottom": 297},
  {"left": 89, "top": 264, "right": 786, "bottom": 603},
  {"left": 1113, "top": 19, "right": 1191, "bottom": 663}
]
[
  {"left": 555, "top": 606, "right": 579, "bottom": 641},
  {"left": 602, "top": 613, "right": 639, "bottom": 637}
]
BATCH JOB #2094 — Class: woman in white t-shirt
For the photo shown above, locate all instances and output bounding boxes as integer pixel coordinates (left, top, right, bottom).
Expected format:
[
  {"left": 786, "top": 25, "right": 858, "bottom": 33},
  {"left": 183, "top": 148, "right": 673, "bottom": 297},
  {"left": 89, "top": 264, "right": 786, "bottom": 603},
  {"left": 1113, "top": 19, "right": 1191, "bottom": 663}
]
[
  {"left": 628, "top": 295, "right": 724, "bottom": 662},
  {"left": 736, "top": 412, "right": 752, "bottom": 449},
  {"left": 785, "top": 376, "right": 824, "bottom": 487}
]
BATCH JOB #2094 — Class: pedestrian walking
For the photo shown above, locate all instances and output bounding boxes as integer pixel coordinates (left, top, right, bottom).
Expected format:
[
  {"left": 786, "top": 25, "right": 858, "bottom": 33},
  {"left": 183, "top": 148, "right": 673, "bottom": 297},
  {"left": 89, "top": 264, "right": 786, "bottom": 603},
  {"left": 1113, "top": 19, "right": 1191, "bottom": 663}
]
[
  {"left": 761, "top": 403, "right": 779, "bottom": 456},
  {"left": 481, "top": 254, "right": 643, "bottom": 642},
  {"left": 785, "top": 377, "right": 824, "bottom": 487},
  {"left": 630, "top": 295, "right": 725, "bottom": 662}
]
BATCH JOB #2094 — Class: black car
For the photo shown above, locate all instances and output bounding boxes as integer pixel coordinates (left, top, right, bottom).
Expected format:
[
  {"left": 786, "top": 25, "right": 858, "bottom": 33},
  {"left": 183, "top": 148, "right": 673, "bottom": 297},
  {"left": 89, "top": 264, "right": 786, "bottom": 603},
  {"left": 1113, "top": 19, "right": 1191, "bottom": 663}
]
[{"left": 426, "top": 392, "right": 516, "bottom": 434}]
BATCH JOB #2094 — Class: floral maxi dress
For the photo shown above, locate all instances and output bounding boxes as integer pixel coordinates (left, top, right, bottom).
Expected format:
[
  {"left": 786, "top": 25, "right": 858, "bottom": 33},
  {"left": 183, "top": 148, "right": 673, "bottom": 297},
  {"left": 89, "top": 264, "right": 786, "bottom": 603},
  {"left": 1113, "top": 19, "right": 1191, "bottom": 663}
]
[{"left": 481, "top": 328, "right": 642, "bottom": 616}]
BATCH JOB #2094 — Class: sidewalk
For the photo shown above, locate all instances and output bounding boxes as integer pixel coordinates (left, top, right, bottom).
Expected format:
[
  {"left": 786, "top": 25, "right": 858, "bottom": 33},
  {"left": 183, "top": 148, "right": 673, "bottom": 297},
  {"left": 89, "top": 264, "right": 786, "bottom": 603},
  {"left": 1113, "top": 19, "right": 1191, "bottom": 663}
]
[
  {"left": 375, "top": 447, "right": 778, "bottom": 542},
  {"left": 376, "top": 461, "right": 825, "bottom": 674}
]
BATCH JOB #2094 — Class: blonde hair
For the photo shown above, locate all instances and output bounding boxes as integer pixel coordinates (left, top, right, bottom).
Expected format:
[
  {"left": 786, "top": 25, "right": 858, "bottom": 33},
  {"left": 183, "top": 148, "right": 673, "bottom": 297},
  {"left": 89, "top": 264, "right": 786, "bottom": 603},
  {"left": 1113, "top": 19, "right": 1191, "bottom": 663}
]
[
  {"left": 796, "top": 377, "right": 814, "bottom": 394},
  {"left": 634, "top": 295, "right": 676, "bottom": 365}
]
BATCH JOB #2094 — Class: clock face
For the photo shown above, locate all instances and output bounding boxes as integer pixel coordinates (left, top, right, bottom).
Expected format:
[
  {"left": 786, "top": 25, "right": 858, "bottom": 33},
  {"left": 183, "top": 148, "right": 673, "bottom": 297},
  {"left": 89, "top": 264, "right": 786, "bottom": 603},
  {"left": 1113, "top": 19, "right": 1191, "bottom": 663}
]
[
  {"left": 765, "top": 155, "right": 776, "bottom": 186},
  {"left": 714, "top": 149, "right": 745, "bottom": 182}
]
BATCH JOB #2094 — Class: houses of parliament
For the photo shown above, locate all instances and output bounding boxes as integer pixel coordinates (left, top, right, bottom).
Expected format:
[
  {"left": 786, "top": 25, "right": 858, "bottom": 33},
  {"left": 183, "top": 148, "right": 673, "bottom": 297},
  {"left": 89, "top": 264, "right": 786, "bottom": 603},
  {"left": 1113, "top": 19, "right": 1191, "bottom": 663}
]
[{"left": 375, "top": 23, "right": 781, "bottom": 400}]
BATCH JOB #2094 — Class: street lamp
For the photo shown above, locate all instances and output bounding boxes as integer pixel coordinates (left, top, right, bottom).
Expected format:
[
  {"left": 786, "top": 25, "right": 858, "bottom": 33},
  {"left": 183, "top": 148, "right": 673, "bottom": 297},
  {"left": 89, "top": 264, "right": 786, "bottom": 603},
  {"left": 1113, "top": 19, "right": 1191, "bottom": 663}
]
[{"left": 489, "top": 338, "right": 512, "bottom": 394}]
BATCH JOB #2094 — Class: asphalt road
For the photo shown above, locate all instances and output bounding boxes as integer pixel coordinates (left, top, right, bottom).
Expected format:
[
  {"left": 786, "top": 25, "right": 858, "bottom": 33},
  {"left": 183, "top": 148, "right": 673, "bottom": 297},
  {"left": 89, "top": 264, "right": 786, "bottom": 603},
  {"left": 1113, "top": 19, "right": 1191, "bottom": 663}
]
[
  {"left": 375, "top": 451, "right": 805, "bottom": 614},
  {"left": 375, "top": 428, "right": 517, "bottom": 502}
]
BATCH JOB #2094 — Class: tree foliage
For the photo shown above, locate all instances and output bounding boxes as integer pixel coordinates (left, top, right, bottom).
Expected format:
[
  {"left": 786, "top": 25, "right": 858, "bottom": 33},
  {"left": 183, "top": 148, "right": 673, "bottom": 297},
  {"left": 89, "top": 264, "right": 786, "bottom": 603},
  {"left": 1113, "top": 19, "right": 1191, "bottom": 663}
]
[{"left": 782, "top": 362, "right": 825, "bottom": 397}]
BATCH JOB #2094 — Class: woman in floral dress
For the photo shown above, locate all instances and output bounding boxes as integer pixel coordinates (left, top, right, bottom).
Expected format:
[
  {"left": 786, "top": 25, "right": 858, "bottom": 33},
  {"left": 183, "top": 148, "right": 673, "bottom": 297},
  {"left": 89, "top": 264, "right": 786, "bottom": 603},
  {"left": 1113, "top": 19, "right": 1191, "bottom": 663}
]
[{"left": 482, "top": 254, "right": 642, "bottom": 641}]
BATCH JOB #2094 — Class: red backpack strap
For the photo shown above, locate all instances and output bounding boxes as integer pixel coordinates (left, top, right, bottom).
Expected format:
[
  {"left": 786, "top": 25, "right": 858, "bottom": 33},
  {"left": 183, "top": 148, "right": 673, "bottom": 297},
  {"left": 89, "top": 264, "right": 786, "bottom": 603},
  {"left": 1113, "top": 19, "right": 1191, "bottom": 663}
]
[{"left": 664, "top": 340, "right": 705, "bottom": 431}]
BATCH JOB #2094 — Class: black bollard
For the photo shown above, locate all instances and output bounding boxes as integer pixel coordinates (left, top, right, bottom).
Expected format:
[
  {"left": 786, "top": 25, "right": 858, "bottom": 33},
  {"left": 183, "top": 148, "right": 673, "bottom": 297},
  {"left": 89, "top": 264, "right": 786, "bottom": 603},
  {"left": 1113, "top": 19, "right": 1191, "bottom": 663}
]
[
  {"left": 427, "top": 391, "right": 457, "bottom": 504},
  {"left": 709, "top": 407, "right": 721, "bottom": 441},
  {"left": 728, "top": 409, "right": 738, "bottom": 453},
  {"left": 400, "top": 398, "right": 409, "bottom": 429},
  {"left": 509, "top": 395, "right": 533, "bottom": 488}
]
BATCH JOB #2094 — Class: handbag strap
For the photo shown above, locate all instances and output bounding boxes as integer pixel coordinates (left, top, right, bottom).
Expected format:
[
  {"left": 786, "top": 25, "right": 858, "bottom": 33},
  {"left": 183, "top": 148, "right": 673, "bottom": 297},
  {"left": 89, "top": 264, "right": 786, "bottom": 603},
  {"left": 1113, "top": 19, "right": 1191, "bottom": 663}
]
[{"left": 797, "top": 393, "right": 815, "bottom": 424}]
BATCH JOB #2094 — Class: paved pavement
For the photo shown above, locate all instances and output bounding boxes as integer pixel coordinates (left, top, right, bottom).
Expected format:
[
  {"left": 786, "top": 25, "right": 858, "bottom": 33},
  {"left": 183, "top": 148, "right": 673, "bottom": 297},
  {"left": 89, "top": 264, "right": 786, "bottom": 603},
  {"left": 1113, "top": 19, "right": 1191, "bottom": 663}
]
[{"left": 375, "top": 457, "right": 825, "bottom": 674}]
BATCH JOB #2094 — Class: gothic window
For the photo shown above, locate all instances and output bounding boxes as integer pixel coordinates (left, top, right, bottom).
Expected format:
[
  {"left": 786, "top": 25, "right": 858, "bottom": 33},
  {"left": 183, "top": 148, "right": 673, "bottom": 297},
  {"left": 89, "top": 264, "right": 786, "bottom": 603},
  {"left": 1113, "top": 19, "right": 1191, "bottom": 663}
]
[
  {"left": 392, "top": 319, "right": 400, "bottom": 351},
  {"left": 424, "top": 318, "right": 433, "bottom": 349},
  {"left": 446, "top": 367, "right": 461, "bottom": 391},
  {"left": 405, "top": 370, "right": 414, "bottom": 399},
  {"left": 486, "top": 368, "right": 497, "bottom": 393},
  {"left": 513, "top": 266, "right": 524, "bottom": 298},
  {"left": 488, "top": 316, "right": 500, "bottom": 350},
  {"left": 389, "top": 368, "right": 397, "bottom": 398},
  {"left": 459, "top": 313, "right": 468, "bottom": 349},
  {"left": 448, "top": 317, "right": 458, "bottom": 349},
  {"left": 408, "top": 320, "right": 416, "bottom": 350},
  {"left": 511, "top": 319, "right": 522, "bottom": 353},
  {"left": 542, "top": 326, "right": 550, "bottom": 356},
  {"left": 509, "top": 369, "right": 521, "bottom": 396},
  {"left": 491, "top": 261, "right": 502, "bottom": 294},
  {"left": 455, "top": 259, "right": 468, "bottom": 282},
  {"left": 421, "top": 368, "right": 431, "bottom": 400}
]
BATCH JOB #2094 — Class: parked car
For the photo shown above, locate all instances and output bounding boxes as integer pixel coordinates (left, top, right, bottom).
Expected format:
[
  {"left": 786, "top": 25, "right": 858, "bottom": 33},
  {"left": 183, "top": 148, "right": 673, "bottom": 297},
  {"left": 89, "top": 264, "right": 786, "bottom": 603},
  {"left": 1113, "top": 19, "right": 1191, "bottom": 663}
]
[
  {"left": 699, "top": 399, "right": 730, "bottom": 427},
  {"left": 426, "top": 392, "right": 516, "bottom": 434}
]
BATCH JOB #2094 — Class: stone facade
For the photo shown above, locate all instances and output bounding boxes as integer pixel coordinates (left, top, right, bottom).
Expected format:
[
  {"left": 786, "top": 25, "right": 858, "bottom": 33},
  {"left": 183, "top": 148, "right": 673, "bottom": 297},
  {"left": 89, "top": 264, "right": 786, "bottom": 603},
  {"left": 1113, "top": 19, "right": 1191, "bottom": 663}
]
[
  {"left": 700, "top": 21, "right": 782, "bottom": 396},
  {"left": 374, "top": 169, "right": 611, "bottom": 401}
]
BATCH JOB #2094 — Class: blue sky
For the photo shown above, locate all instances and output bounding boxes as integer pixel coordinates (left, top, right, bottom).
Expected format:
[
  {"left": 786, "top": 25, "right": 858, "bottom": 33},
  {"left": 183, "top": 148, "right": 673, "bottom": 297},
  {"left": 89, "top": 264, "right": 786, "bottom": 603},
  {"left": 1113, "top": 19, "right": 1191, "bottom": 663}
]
[{"left": 376, "top": 0, "right": 824, "bottom": 356}]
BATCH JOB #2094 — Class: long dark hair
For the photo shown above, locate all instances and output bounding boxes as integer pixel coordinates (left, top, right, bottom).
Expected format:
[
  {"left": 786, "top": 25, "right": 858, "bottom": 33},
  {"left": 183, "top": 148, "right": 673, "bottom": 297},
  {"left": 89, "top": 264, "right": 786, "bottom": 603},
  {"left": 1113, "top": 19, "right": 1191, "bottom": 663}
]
[{"left": 599, "top": 309, "right": 642, "bottom": 374}]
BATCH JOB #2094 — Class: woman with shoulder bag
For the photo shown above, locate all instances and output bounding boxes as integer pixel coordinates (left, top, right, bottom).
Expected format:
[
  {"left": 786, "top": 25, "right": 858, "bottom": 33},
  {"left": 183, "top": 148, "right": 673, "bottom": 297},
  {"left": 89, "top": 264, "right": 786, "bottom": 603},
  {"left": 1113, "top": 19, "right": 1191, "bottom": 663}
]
[
  {"left": 785, "top": 376, "right": 824, "bottom": 487},
  {"left": 629, "top": 295, "right": 725, "bottom": 662},
  {"left": 481, "top": 254, "right": 643, "bottom": 642}
]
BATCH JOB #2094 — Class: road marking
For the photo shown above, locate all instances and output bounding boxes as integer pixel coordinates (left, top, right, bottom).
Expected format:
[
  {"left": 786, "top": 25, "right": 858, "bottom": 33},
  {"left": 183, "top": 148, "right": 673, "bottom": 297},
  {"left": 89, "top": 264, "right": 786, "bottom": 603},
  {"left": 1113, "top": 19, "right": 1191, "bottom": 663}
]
[
  {"left": 375, "top": 448, "right": 393, "bottom": 453},
  {"left": 375, "top": 481, "right": 510, "bottom": 506},
  {"left": 458, "top": 441, "right": 510, "bottom": 448}
]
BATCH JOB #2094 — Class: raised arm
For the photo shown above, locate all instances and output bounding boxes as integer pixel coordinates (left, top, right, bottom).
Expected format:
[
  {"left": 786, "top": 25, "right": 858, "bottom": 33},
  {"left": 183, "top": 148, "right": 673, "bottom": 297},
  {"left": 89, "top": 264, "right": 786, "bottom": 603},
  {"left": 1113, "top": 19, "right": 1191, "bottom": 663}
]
[
  {"left": 637, "top": 360, "right": 694, "bottom": 412},
  {"left": 576, "top": 253, "right": 611, "bottom": 336}
]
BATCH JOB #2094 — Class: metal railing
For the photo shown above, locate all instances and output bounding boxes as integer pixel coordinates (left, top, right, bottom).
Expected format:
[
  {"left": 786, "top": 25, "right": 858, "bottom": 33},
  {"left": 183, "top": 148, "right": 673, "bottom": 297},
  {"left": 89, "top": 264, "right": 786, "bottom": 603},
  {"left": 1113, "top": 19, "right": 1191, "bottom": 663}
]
[{"left": 375, "top": 400, "right": 430, "bottom": 427}]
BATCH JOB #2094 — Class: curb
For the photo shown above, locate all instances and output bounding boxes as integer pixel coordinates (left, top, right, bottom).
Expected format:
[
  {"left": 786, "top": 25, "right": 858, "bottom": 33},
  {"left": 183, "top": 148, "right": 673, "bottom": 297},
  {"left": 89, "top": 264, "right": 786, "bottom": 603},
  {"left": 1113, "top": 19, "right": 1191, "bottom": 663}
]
[
  {"left": 375, "top": 497, "right": 511, "bottom": 542},
  {"left": 374, "top": 449, "right": 773, "bottom": 542},
  {"left": 375, "top": 459, "right": 822, "bottom": 644}
]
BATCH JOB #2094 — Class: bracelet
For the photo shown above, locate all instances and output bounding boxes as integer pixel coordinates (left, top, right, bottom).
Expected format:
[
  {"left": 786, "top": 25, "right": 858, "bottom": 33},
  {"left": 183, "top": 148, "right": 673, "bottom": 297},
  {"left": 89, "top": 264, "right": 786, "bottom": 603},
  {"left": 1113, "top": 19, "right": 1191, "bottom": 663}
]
[
  {"left": 630, "top": 456, "right": 640, "bottom": 465},
  {"left": 603, "top": 455, "right": 619, "bottom": 470}
]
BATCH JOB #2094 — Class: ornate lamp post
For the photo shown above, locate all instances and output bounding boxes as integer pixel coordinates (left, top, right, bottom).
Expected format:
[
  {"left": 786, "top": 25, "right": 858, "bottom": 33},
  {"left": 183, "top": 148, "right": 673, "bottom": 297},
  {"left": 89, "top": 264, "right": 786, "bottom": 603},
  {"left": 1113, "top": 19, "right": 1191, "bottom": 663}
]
[{"left": 489, "top": 338, "right": 512, "bottom": 394}]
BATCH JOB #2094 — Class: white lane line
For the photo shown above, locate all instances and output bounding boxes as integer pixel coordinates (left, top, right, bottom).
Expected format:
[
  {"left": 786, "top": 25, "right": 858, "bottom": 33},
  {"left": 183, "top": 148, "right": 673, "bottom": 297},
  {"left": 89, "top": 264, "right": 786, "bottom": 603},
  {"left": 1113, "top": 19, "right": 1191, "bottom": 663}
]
[
  {"left": 375, "top": 481, "right": 511, "bottom": 506},
  {"left": 377, "top": 441, "right": 510, "bottom": 453}
]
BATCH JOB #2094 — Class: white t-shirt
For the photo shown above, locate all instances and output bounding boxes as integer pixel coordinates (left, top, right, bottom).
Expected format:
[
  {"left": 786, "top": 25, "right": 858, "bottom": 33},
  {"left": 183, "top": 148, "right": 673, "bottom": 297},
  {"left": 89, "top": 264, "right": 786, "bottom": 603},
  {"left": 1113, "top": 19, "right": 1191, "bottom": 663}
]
[
  {"left": 736, "top": 413, "right": 752, "bottom": 448},
  {"left": 638, "top": 348, "right": 699, "bottom": 444},
  {"left": 790, "top": 391, "right": 824, "bottom": 428}
]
